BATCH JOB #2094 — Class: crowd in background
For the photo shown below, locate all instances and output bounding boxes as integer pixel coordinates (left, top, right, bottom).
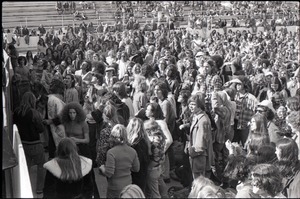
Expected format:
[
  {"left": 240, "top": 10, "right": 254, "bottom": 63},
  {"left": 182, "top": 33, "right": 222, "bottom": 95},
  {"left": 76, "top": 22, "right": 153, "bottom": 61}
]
[{"left": 3, "top": 1, "right": 300, "bottom": 198}]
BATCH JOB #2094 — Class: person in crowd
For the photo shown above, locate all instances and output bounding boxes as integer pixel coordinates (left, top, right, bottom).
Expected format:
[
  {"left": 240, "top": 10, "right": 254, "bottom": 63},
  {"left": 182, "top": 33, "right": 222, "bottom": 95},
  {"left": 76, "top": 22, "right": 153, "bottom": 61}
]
[
  {"left": 132, "top": 75, "right": 148, "bottom": 114},
  {"left": 230, "top": 77, "right": 258, "bottom": 146},
  {"left": 119, "top": 184, "right": 146, "bottom": 198},
  {"left": 37, "top": 38, "right": 47, "bottom": 54},
  {"left": 60, "top": 102, "right": 90, "bottom": 156},
  {"left": 245, "top": 113, "right": 271, "bottom": 156},
  {"left": 275, "top": 137, "right": 300, "bottom": 198},
  {"left": 255, "top": 100, "right": 282, "bottom": 144},
  {"left": 64, "top": 74, "right": 79, "bottom": 104},
  {"left": 186, "top": 94, "right": 213, "bottom": 179},
  {"left": 250, "top": 164, "right": 284, "bottom": 198},
  {"left": 99, "top": 124, "right": 140, "bottom": 198},
  {"left": 113, "top": 81, "right": 134, "bottom": 118},
  {"left": 95, "top": 103, "right": 119, "bottom": 167},
  {"left": 287, "top": 67, "right": 300, "bottom": 97},
  {"left": 144, "top": 119, "right": 167, "bottom": 198},
  {"left": 13, "top": 91, "right": 46, "bottom": 195},
  {"left": 286, "top": 96, "right": 300, "bottom": 114},
  {"left": 126, "top": 117, "right": 150, "bottom": 193},
  {"left": 26, "top": 50, "right": 34, "bottom": 69},
  {"left": 286, "top": 110, "right": 300, "bottom": 159},
  {"left": 43, "top": 138, "right": 92, "bottom": 199},
  {"left": 72, "top": 50, "right": 85, "bottom": 71},
  {"left": 14, "top": 56, "right": 30, "bottom": 80}
]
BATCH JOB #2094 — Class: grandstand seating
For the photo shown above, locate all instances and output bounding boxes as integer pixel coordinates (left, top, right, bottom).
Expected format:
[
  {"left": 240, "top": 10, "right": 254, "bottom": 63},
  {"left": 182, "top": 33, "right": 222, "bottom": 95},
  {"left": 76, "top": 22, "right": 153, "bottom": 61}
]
[{"left": 2, "top": 1, "right": 116, "bottom": 31}]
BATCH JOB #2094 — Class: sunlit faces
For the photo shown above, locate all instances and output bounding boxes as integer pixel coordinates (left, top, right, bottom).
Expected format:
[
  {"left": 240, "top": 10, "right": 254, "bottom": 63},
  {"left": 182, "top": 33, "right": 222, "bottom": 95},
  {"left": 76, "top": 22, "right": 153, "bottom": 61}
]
[
  {"left": 250, "top": 118, "right": 257, "bottom": 131},
  {"left": 64, "top": 75, "right": 72, "bottom": 87},
  {"left": 198, "top": 62, "right": 212, "bottom": 76},
  {"left": 154, "top": 85, "right": 163, "bottom": 100},
  {"left": 81, "top": 62, "right": 88, "bottom": 70},
  {"left": 145, "top": 105, "right": 152, "bottom": 118},
  {"left": 235, "top": 82, "right": 243, "bottom": 92},
  {"left": 188, "top": 101, "right": 197, "bottom": 113},
  {"left": 270, "top": 83, "right": 279, "bottom": 91},
  {"left": 69, "top": 109, "right": 77, "bottom": 121}
]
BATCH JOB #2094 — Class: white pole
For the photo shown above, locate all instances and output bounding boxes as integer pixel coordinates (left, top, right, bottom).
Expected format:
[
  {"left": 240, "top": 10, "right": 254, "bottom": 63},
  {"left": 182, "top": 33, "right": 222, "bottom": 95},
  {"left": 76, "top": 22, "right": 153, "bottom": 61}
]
[{"left": 26, "top": 17, "right": 27, "bottom": 28}]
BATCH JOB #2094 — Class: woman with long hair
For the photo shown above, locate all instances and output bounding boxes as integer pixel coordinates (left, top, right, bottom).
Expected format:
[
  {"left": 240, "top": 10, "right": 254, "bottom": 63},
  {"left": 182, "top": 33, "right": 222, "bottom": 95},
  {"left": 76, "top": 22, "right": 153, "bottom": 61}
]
[
  {"left": 144, "top": 119, "right": 167, "bottom": 198},
  {"left": 13, "top": 91, "right": 46, "bottom": 195},
  {"left": 127, "top": 117, "right": 151, "bottom": 192},
  {"left": 132, "top": 75, "right": 148, "bottom": 115},
  {"left": 265, "top": 76, "right": 289, "bottom": 110},
  {"left": 99, "top": 124, "right": 140, "bottom": 198},
  {"left": 60, "top": 102, "right": 90, "bottom": 157},
  {"left": 275, "top": 137, "right": 300, "bottom": 197},
  {"left": 26, "top": 50, "right": 34, "bottom": 69},
  {"left": 96, "top": 103, "right": 119, "bottom": 167},
  {"left": 245, "top": 113, "right": 271, "bottom": 156},
  {"left": 37, "top": 38, "right": 47, "bottom": 54},
  {"left": 113, "top": 81, "right": 134, "bottom": 118},
  {"left": 43, "top": 138, "right": 92, "bottom": 199},
  {"left": 286, "top": 110, "right": 300, "bottom": 160}
]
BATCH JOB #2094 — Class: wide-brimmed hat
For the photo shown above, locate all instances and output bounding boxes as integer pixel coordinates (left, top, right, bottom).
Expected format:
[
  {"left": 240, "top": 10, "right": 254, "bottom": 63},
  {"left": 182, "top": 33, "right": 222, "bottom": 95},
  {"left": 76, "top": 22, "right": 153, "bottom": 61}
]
[
  {"left": 257, "top": 100, "right": 276, "bottom": 114},
  {"left": 229, "top": 78, "right": 243, "bottom": 84}
]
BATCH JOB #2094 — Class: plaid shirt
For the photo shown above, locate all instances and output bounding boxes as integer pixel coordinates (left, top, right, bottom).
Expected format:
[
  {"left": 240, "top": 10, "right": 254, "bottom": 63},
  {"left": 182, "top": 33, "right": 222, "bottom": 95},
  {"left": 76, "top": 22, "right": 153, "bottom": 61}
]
[{"left": 235, "top": 92, "right": 258, "bottom": 129}]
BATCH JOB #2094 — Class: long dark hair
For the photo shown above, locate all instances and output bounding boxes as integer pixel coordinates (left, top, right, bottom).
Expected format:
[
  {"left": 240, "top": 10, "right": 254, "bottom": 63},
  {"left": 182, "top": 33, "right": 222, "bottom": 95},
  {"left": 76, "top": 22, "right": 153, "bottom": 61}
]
[
  {"left": 275, "top": 137, "right": 300, "bottom": 178},
  {"left": 16, "top": 91, "right": 36, "bottom": 116},
  {"left": 56, "top": 138, "right": 82, "bottom": 182}
]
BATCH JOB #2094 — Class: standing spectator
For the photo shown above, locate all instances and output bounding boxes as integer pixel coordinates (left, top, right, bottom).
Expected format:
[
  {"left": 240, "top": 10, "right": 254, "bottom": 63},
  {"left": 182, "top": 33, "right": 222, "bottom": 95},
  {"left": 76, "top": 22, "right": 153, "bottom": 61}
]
[
  {"left": 127, "top": 117, "right": 150, "bottom": 193},
  {"left": 231, "top": 78, "right": 258, "bottom": 146},
  {"left": 64, "top": 74, "right": 79, "bottom": 104},
  {"left": 186, "top": 94, "right": 213, "bottom": 179},
  {"left": 13, "top": 92, "right": 46, "bottom": 196},
  {"left": 99, "top": 124, "right": 140, "bottom": 198},
  {"left": 37, "top": 38, "right": 47, "bottom": 54}
]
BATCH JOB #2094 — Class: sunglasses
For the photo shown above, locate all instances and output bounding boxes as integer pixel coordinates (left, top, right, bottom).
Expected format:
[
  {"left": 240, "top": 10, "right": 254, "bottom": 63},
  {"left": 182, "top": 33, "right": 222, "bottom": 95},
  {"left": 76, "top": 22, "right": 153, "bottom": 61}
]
[{"left": 256, "top": 109, "right": 266, "bottom": 114}]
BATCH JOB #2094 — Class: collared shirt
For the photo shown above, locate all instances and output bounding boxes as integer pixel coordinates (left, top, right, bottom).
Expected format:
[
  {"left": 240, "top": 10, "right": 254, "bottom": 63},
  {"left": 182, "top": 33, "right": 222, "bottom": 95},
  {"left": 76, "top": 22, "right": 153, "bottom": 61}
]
[{"left": 235, "top": 92, "right": 258, "bottom": 129}]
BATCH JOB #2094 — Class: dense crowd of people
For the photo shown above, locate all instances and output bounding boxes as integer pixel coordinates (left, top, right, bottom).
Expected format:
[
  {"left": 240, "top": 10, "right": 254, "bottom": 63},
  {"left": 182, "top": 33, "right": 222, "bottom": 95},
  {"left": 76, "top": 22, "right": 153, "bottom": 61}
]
[{"left": 3, "top": 1, "right": 300, "bottom": 198}]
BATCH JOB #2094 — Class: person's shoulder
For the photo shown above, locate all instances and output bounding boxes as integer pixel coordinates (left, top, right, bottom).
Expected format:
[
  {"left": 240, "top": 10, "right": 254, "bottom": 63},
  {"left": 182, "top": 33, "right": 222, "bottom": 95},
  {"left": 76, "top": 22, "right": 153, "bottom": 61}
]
[
  {"left": 80, "top": 156, "right": 92, "bottom": 176},
  {"left": 44, "top": 159, "right": 61, "bottom": 178}
]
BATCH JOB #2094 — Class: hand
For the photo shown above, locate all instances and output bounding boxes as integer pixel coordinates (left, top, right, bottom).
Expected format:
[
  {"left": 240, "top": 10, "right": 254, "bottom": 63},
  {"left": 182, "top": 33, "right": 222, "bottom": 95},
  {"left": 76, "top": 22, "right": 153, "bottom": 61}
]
[
  {"left": 69, "top": 137, "right": 78, "bottom": 143},
  {"left": 179, "top": 124, "right": 185, "bottom": 130},
  {"left": 225, "top": 139, "right": 234, "bottom": 152},
  {"left": 99, "top": 165, "right": 105, "bottom": 175},
  {"left": 43, "top": 119, "right": 52, "bottom": 125}
]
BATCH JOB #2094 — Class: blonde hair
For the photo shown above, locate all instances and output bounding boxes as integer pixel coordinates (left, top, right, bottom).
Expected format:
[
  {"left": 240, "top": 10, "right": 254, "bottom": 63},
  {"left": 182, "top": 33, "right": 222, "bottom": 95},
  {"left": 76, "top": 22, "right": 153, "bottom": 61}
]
[
  {"left": 133, "top": 75, "right": 147, "bottom": 92},
  {"left": 127, "top": 117, "right": 145, "bottom": 146},
  {"left": 188, "top": 175, "right": 214, "bottom": 198},
  {"left": 110, "top": 124, "right": 128, "bottom": 145},
  {"left": 119, "top": 184, "right": 145, "bottom": 198}
]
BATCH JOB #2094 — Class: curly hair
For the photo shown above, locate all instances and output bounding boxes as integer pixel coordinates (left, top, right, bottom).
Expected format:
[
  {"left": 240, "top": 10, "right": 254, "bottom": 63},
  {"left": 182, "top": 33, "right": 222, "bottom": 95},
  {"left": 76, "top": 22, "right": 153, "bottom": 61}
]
[
  {"left": 109, "top": 124, "right": 128, "bottom": 147},
  {"left": 61, "top": 102, "right": 86, "bottom": 123},
  {"left": 251, "top": 164, "right": 283, "bottom": 197},
  {"left": 286, "top": 110, "right": 300, "bottom": 132},
  {"left": 286, "top": 96, "right": 300, "bottom": 112},
  {"left": 140, "top": 63, "right": 155, "bottom": 78},
  {"left": 166, "top": 64, "right": 178, "bottom": 80},
  {"left": 146, "top": 102, "right": 165, "bottom": 120}
]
